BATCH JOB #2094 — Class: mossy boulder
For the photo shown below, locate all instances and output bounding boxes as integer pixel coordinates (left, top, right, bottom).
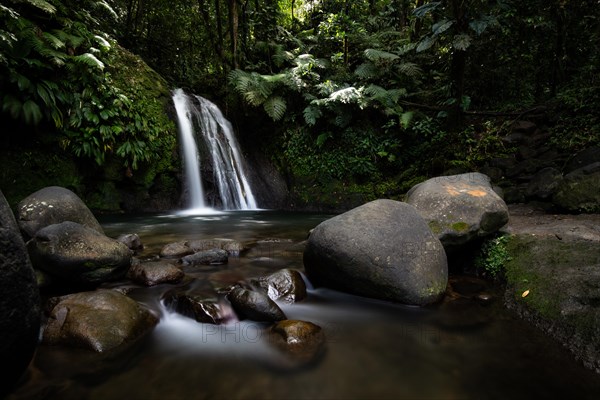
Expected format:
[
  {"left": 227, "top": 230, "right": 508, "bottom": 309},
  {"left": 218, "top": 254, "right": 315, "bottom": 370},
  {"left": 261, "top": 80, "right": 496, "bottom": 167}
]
[
  {"left": 406, "top": 172, "right": 509, "bottom": 250},
  {"left": 503, "top": 232, "right": 600, "bottom": 373},
  {"left": 553, "top": 166, "right": 600, "bottom": 213}
]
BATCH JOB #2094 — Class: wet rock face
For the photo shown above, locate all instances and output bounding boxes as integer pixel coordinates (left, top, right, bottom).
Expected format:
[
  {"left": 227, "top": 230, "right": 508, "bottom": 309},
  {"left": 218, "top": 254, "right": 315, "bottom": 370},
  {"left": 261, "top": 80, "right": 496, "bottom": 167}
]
[
  {"left": 127, "top": 260, "right": 184, "bottom": 286},
  {"left": 43, "top": 290, "right": 158, "bottom": 352},
  {"left": 250, "top": 268, "right": 307, "bottom": 303},
  {"left": 406, "top": 172, "right": 509, "bottom": 249},
  {"left": 0, "top": 190, "right": 41, "bottom": 395},
  {"left": 27, "top": 221, "right": 132, "bottom": 285},
  {"left": 304, "top": 199, "right": 448, "bottom": 306},
  {"left": 16, "top": 186, "right": 104, "bottom": 239},
  {"left": 181, "top": 249, "right": 229, "bottom": 266},
  {"left": 162, "top": 288, "right": 237, "bottom": 325},
  {"left": 117, "top": 233, "right": 144, "bottom": 254},
  {"left": 160, "top": 239, "right": 245, "bottom": 258},
  {"left": 227, "top": 287, "right": 287, "bottom": 322}
]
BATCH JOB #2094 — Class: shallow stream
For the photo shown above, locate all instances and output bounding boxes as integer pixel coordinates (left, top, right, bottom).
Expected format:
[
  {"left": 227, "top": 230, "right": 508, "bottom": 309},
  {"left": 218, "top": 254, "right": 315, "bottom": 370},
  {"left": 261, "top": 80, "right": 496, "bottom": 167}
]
[{"left": 11, "top": 210, "right": 600, "bottom": 399}]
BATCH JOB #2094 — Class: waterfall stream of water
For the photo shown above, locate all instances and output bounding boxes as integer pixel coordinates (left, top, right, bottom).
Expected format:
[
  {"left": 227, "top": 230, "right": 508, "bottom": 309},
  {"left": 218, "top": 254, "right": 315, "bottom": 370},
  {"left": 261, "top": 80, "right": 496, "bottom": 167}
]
[{"left": 172, "top": 88, "right": 258, "bottom": 212}]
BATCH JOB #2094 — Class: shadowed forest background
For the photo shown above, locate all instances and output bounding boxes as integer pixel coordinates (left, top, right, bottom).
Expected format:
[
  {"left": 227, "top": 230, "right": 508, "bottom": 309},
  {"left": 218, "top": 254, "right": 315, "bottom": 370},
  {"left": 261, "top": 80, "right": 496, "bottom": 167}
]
[{"left": 1, "top": 0, "right": 599, "bottom": 212}]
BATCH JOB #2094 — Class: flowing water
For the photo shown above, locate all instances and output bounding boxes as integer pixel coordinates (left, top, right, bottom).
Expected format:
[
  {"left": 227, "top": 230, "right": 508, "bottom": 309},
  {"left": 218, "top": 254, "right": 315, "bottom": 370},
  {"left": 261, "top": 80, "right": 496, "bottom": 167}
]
[
  {"left": 11, "top": 211, "right": 600, "bottom": 399},
  {"left": 172, "top": 89, "right": 258, "bottom": 212}
]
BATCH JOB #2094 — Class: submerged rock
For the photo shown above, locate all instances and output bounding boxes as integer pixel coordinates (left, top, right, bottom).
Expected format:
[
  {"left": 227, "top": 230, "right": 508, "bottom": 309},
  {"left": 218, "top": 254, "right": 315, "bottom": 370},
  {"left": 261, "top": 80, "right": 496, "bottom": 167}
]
[
  {"left": 406, "top": 173, "right": 509, "bottom": 249},
  {"left": 16, "top": 186, "right": 104, "bottom": 239},
  {"left": 27, "top": 221, "right": 132, "bottom": 285},
  {"left": 0, "top": 190, "right": 41, "bottom": 395},
  {"left": 43, "top": 290, "right": 158, "bottom": 352},
  {"left": 304, "top": 199, "right": 447, "bottom": 306},
  {"left": 160, "top": 241, "right": 193, "bottom": 258},
  {"left": 269, "top": 320, "right": 325, "bottom": 368}
]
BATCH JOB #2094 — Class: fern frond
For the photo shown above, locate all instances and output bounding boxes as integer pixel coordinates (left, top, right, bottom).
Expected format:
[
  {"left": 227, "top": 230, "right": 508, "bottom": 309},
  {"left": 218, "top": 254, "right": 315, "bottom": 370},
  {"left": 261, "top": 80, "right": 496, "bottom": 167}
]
[
  {"left": 329, "top": 86, "right": 363, "bottom": 105},
  {"left": 42, "top": 31, "right": 65, "bottom": 49},
  {"left": 397, "top": 62, "right": 422, "bottom": 77},
  {"left": 354, "top": 62, "right": 378, "bottom": 79},
  {"left": 364, "top": 48, "right": 399, "bottom": 63},
  {"left": 263, "top": 96, "right": 286, "bottom": 121},
  {"left": 73, "top": 53, "right": 105, "bottom": 70},
  {"left": 23, "top": 0, "right": 56, "bottom": 14}
]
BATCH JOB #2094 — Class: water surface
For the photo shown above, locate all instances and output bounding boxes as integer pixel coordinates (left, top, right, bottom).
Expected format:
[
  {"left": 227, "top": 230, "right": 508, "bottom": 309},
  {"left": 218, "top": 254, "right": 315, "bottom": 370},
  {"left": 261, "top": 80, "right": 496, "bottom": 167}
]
[{"left": 10, "top": 211, "right": 600, "bottom": 399}]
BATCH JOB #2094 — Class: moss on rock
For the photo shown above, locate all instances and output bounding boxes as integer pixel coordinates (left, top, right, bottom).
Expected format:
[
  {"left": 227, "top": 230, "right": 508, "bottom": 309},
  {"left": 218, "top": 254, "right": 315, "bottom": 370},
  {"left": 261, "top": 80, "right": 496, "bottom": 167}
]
[{"left": 503, "top": 233, "right": 600, "bottom": 372}]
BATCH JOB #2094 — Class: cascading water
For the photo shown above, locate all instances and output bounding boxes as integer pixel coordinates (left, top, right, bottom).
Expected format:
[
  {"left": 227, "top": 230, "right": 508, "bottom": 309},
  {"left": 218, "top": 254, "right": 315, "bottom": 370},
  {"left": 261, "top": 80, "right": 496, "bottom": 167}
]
[{"left": 172, "top": 88, "right": 258, "bottom": 212}]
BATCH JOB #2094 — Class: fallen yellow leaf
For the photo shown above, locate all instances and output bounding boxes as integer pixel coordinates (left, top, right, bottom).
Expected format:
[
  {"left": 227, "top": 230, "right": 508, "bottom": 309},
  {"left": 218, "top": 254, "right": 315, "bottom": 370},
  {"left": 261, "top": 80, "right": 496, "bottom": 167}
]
[{"left": 522, "top": 290, "right": 530, "bottom": 298}]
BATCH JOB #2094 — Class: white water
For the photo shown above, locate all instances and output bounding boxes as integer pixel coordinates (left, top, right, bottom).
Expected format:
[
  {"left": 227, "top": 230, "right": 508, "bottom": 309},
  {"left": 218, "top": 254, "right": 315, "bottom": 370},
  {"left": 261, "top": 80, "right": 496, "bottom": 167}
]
[
  {"left": 172, "top": 89, "right": 258, "bottom": 212},
  {"left": 172, "top": 89, "right": 207, "bottom": 211}
]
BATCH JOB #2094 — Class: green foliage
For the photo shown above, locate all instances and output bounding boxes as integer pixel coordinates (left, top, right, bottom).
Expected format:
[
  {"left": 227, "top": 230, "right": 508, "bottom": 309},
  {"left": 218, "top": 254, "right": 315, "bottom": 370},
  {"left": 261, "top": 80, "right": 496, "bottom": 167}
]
[
  {"left": 475, "top": 235, "right": 512, "bottom": 278},
  {"left": 0, "top": 0, "right": 175, "bottom": 170}
]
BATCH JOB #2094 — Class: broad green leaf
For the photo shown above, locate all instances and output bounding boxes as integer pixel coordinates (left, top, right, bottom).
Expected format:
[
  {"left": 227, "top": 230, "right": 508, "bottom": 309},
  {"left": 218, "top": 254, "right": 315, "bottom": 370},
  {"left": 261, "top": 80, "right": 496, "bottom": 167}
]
[
  {"left": 416, "top": 35, "right": 436, "bottom": 52},
  {"left": 413, "top": 1, "right": 441, "bottom": 18},
  {"left": 432, "top": 19, "right": 454, "bottom": 36},
  {"left": 453, "top": 34, "right": 472, "bottom": 50},
  {"left": 22, "top": 100, "right": 43, "bottom": 125}
]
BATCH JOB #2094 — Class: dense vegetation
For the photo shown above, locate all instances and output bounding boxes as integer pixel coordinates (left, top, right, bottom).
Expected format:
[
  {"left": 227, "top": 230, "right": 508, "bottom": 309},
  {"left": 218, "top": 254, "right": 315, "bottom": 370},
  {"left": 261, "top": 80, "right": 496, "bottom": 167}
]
[{"left": 1, "top": 0, "right": 599, "bottom": 209}]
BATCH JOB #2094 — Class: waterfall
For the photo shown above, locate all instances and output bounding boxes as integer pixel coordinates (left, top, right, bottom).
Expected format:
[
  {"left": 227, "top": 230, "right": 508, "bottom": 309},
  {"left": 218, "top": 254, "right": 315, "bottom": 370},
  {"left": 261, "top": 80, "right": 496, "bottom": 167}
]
[{"left": 172, "top": 89, "right": 258, "bottom": 211}]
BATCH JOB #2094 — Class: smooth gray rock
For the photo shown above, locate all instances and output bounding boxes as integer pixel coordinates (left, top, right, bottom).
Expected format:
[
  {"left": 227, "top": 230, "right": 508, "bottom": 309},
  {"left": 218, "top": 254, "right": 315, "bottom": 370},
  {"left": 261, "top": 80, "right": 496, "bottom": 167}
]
[
  {"left": 181, "top": 249, "right": 229, "bottom": 266},
  {"left": 43, "top": 290, "right": 158, "bottom": 352},
  {"left": 127, "top": 260, "right": 184, "bottom": 286},
  {"left": 304, "top": 199, "right": 447, "bottom": 306},
  {"left": 27, "top": 221, "right": 131, "bottom": 285},
  {"left": 16, "top": 186, "right": 103, "bottom": 239},
  {"left": 406, "top": 173, "right": 509, "bottom": 248}
]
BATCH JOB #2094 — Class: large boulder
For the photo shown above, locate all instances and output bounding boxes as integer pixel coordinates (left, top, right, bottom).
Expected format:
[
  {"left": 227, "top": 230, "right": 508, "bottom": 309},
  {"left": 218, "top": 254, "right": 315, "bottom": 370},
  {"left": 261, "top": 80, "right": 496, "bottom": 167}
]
[
  {"left": 43, "top": 290, "right": 158, "bottom": 352},
  {"left": 303, "top": 199, "right": 447, "bottom": 306},
  {"left": 16, "top": 186, "right": 103, "bottom": 239},
  {"left": 0, "top": 191, "right": 41, "bottom": 395},
  {"left": 406, "top": 173, "right": 509, "bottom": 249},
  {"left": 27, "top": 221, "right": 131, "bottom": 285}
]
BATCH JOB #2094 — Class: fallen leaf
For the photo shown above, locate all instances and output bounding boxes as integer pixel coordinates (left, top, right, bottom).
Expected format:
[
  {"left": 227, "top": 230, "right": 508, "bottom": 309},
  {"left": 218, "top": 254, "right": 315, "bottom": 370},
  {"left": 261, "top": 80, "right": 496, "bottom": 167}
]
[{"left": 522, "top": 290, "right": 530, "bottom": 298}]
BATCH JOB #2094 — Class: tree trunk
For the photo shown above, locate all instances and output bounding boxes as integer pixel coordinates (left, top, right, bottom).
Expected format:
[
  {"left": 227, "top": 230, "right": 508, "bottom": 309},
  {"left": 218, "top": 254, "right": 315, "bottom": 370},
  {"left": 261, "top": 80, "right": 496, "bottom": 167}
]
[{"left": 228, "top": 0, "right": 240, "bottom": 69}]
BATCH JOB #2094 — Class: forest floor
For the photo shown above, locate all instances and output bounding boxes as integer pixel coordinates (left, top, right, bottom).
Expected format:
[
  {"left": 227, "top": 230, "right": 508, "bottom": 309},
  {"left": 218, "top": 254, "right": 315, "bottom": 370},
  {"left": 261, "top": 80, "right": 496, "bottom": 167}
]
[{"left": 506, "top": 204, "right": 600, "bottom": 240}]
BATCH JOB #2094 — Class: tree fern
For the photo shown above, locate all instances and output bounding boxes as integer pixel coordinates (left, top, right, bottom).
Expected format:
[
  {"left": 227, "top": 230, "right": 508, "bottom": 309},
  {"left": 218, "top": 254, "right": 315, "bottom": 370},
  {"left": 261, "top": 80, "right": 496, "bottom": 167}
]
[
  {"left": 364, "top": 48, "right": 399, "bottom": 63},
  {"left": 354, "top": 62, "right": 378, "bottom": 79},
  {"left": 263, "top": 96, "right": 286, "bottom": 121},
  {"left": 396, "top": 62, "right": 422, "bottom": 78}
]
